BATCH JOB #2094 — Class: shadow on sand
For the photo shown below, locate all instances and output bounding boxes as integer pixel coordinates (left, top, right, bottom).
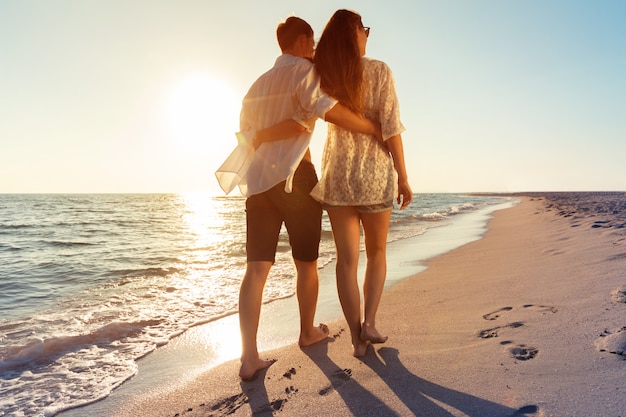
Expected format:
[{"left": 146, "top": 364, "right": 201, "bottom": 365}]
[
  {"left": 303, "top": 343, "right": 539, "bottom": 417},
  {"left": 187, "top": 343, "right": 539, "bottom": 416}
]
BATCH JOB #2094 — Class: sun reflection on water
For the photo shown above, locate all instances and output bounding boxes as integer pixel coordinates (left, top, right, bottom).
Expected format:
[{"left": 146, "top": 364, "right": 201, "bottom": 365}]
[
  {"left": 172, "top": 193, "right": 244, "bottom": 364},
  {"left": 158, "top": 192, "right": 245, "bottom": 319},
  {"left": 179, "top": 192, "right": 225, "bottom": 254}
]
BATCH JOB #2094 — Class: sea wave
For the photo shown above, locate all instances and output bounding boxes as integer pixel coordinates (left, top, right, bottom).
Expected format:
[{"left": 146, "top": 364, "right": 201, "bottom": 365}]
[
  {"left": 42, "top": 240, "right": 97, "bottom": 248},
  {"left": 102, "top": 266, "right": 183, "bottom": 279},
  {"left": 0, "top": 224, "right": 34, "bottom": 230},
  {"left": 0, "top": 193, "right": 507, "bottom": 417},
  {"left": 0, "top": 320, "right": 163, "bottom": 372}
]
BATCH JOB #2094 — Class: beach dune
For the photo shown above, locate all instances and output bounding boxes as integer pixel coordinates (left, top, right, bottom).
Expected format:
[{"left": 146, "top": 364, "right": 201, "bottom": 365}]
[{"left": 84, "top": 194, "right": 626, "bottom": 417}]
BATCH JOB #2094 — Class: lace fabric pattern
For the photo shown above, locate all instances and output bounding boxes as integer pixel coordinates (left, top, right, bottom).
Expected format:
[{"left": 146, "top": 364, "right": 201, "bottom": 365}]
[{"left": 311, "top": 58, "right": 406, "bottom": 206}]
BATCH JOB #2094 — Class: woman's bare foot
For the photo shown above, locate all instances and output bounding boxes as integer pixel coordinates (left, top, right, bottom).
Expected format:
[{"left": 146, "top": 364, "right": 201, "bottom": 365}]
[
  {"left": 299, "top": 323, "right": 330, "bottom": 347},
  {"left": 239, "top": 357, "right": 276, "bottom": 382},
  {"left": 360, "top": 322, "right": 388, "bottom": 344},
  {"left": 353, "top": 338, "right": 370, "bottom": 357}
]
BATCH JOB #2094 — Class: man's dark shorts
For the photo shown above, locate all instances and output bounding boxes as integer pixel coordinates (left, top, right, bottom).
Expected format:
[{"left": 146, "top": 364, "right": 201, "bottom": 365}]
[{"left": 246, "top": 160, "right": 322, "bottom": 263}]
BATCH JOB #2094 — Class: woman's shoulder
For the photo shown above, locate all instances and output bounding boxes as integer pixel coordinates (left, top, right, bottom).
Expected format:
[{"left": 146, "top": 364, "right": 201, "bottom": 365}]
[
  {"left": 362, "top": 57, "right": 390, "bottom": 68},
  {"left": 362, "top": 57, "right": 393, "bottom": 75}
]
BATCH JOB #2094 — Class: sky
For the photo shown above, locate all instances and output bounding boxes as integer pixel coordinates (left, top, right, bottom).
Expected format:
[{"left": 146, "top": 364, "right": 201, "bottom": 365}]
[{"left": 1, "top": 0, "right": 625, "bottom": 194}]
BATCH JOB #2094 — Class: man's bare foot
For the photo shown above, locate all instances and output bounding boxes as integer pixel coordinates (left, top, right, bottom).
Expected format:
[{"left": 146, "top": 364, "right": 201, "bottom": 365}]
[
  {"left": 360, "top": 322, "right": 388, "bottom": 344},
  {"left": 353, "top": 339, "right": 370, "bottom": 357},
  {"left": 239, "top": 357, "right": 276, "bottom": 382},
  {"left": 299, "top": 323, "right": 330, "bottom": 347}
]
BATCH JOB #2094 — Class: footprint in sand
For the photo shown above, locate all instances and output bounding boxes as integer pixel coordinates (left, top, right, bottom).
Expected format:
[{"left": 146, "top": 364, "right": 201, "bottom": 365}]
[
  {"left": 508, "top": 344, "right": 539, "bottom": 361},
  {"left": 483, "top": 307, "right": 513, "bottom": 321},
  {"left": 282, "top": 367, "right": 297, "bottom": 379},
  {"left": 245, "top": 397, "right": 289, "bottom": 414},
  {"left": 479, "top": 322, "right": 524, "bottom": 339},
  {"left": 318, "top": 368, "right": 353, "bottom": 396},
  {"left": 332, "top": 327, "right": 346, "bottom": 339},
  {"left": 595, "top": 327, "right": 626, "bottom": 356},
  {"left": 480, "top": 305, "right": 554, "bottom": 362},
  {"left": 199, "top": 393, "right": 248, "bottom": 416},
  {"left": 482, "top": 305, "right": 557, "bottom": 322},
  {"left": 592, "top": 220, "right": 611, "bottom": 229},
  {"left": 262, "top": 385, "right": 299, "bottom": 413},
  {"left": 284, "top": 385, "right": 298, "bottom": 394},
  {"left": 479, "top": 305, "right": 556, "bottom": 338},
  {"left": 610, "top": 286, "right": 626, "bottom": 303},
  {"left": 522, "top": 304, "right": 558, "bottom": 314}
]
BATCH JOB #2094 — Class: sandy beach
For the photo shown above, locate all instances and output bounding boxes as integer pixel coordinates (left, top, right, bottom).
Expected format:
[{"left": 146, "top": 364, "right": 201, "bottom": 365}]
[{"left": 72, "top": 193, "right": 626, "bottom": 417}]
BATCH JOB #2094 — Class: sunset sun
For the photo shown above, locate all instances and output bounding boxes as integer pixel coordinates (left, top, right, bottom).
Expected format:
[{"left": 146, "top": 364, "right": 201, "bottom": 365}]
[{"left": 165, "top": 74, "right": 239, "bottom": 153}]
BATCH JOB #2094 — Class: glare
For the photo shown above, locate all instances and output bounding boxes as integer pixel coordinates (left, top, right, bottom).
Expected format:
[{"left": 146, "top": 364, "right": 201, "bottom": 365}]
[
  {"left": 173, "top": 192, "right": 242, "bottom": 311},
  {"left": 179, "top": 192, "right": 225, "bottom": 257},
  {"left": 165, "top": 74, "right": 239, "bottom": 154},
  {"left": 204, "top": 316, "right": 242, "bottom": 362}
]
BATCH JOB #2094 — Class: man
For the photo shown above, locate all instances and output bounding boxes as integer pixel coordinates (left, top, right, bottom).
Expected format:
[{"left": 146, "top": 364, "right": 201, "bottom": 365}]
[{"left": 217, "top": 16, "right": 380, "bottom": 381}]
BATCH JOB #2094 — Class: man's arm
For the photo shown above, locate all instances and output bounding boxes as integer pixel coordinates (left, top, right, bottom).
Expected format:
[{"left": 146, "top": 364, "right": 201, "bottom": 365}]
[
  {"left": 252, "top": 120, "right": 306, "bottom": 149},
  {"left": 252, "top": 103, "right": 382, "bottom": 149},
  {"left": 324, "top": 104, "right": 382, "bottom": 142}
]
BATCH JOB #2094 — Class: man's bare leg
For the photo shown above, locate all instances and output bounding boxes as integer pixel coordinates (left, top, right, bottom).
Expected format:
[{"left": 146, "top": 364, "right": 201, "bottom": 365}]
[
  {"left": 294, "top": 259, "right": 330, "bottom": 347},
  {"left": 239, "top": 261, "right": 275, "bottom": 380}
]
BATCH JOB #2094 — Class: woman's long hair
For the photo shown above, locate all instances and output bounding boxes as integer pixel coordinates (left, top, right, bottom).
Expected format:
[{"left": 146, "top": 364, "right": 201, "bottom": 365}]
[{"left": 314, "top": 9, "right": 364, "bottom": 114}]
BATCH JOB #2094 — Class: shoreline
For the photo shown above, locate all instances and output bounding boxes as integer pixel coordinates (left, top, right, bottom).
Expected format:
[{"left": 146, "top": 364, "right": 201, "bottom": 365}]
[
  {"left": 58, "top": 199, "right": 514, "bottom": 417},
  {"left": 63, "top": 194, "right": 626, "bottom": 416}
]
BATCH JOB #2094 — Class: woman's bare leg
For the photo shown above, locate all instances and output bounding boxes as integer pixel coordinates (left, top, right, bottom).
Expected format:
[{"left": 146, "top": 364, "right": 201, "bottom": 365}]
[
  {"left": 328, "top": 207, "right": 369, "bottom": 357},
  {"left": 360, "top": 210, "right": 391, "bottom": 343}
]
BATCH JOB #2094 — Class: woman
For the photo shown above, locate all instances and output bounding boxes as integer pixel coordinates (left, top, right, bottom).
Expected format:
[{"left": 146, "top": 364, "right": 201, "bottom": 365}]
[{"left": 311, "top": 9, "right": 413, "bottom": 357}]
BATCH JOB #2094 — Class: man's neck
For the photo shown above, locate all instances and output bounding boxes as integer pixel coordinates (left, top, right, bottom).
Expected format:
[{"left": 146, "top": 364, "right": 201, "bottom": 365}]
[{"left": 283, "top": 50, "right": 303, "bottom": 58}]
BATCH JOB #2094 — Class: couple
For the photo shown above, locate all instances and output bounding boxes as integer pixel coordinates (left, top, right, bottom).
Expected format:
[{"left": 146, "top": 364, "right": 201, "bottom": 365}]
[{"left": 216, "top": 9, "right": 412, "bottom": 381}]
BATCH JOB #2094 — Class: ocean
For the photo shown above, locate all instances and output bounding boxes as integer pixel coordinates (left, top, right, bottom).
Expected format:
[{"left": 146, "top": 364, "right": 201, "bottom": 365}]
[{"left": 0, "top": 193, "right": 509, "bottom": 417}]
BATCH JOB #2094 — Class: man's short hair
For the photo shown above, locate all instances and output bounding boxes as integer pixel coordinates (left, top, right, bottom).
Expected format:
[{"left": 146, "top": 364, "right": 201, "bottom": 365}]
[{"left": 276, "top": 16, "right": 313, "bottom": 52}]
